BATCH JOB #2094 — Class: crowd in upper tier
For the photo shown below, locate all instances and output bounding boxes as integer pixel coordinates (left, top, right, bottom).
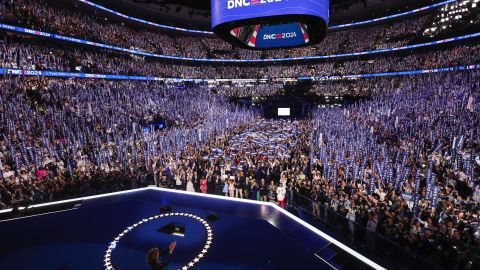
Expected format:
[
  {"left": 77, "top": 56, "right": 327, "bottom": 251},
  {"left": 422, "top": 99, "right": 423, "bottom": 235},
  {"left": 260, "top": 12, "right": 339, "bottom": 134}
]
[
  {"left": 2, "top": 0, "right": 441, "bottom": 60},
  {"left": 1, "top": 36, "right": 479, "bottom": 80},
  {"left": 0, "top": 71, "right": 479, "bottom": 269}
]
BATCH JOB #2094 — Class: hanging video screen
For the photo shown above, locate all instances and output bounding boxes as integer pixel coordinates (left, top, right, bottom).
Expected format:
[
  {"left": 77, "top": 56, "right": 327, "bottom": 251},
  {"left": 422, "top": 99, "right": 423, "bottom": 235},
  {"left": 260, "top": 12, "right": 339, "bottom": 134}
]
[
  {"left": 230, "top": 22, "right": 309, "bottom": 49},
  {"left": 211, "top": 0, "right": 329, "bottom": 50}
]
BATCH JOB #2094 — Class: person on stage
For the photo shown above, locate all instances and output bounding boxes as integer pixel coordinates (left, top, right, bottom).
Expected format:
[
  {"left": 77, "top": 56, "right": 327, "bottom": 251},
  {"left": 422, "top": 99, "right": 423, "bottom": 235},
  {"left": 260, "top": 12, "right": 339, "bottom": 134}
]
[{"left": 147, "top": 241, "right": 177, "bottom": 270}]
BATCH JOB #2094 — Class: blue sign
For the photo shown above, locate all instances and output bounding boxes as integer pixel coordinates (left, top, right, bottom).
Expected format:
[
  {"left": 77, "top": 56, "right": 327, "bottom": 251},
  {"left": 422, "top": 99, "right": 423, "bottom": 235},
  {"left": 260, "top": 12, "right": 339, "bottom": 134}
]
[
  {"left": 255, "top": 23, "right": 308, "bottom": 49},
  {"left": 211, "top": 0, "right": 329, "bottom": 29},
  {"left": 0, "top": 64, "right": 479, "bottom": 82}
]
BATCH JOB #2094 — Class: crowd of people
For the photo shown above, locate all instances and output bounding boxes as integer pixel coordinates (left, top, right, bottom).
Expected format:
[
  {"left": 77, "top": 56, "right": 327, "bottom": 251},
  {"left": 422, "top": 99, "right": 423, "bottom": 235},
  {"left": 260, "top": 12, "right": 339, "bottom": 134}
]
[
  {"left": 1, "top": 35, "right": 479, "bottom": 81},
  {"left": 300, "top": 71, "right": 480, "bottom": 269},
  {"left": 2, "top": 0, "right": 445, "bottom": 60},
  {"left": 1, "top": 70, "right": 477, "bottom": 269},
  {"left": 0, "top": 77, "right": 258, "bottom": 207}
]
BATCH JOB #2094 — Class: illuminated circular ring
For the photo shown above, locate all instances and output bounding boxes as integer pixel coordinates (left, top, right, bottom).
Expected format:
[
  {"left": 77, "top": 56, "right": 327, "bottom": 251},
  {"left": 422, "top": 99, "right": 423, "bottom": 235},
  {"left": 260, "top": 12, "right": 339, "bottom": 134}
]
[{"left": 103, "top": 212, "right": 213, "bottom": 270}]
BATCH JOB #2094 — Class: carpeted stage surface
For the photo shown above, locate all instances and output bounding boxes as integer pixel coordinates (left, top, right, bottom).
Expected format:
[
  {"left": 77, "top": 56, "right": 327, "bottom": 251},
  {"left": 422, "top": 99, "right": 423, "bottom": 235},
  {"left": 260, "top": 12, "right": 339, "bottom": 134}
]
[{"left": 0, "top": 191, "right": 333, "bottom": 270}]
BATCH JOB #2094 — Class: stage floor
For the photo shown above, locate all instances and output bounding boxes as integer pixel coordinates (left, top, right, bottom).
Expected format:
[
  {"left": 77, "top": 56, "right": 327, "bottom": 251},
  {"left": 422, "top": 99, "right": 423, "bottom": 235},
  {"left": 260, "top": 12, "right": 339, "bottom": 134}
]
[{"left": 0, "top": 188, "right": 380, "bottom": 270}]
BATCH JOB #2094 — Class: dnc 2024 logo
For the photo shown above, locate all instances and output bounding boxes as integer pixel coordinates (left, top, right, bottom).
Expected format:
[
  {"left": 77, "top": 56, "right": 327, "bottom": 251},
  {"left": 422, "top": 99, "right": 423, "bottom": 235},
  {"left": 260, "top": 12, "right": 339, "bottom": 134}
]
[
  {"left": 263, "top": 32, "right": 297, "bottom": 40},
  {"left": 227, "top": 0, "right": 282, "bottom": 10}
]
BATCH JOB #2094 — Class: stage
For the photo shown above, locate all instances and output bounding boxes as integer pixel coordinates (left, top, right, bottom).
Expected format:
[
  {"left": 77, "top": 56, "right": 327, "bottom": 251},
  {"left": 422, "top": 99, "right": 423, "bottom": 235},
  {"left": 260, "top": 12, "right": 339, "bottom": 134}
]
[{"left": 0, "top": 188, "right": 383, "bottom": 270}]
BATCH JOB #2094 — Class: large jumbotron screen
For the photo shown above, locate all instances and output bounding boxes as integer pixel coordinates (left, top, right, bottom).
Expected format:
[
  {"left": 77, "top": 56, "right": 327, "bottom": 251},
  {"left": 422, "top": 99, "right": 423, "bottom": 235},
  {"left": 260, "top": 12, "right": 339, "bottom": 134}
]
[{"left": 211, "top": 0, "right": 329, "bottom": 49}]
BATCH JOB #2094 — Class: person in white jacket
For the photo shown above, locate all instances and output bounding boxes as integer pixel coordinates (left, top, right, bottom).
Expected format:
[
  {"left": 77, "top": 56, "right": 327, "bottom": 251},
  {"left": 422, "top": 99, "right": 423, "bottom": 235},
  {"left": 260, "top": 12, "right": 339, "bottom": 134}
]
[{"left": 346, "top": 207, "right": 356, "bottom": 237}]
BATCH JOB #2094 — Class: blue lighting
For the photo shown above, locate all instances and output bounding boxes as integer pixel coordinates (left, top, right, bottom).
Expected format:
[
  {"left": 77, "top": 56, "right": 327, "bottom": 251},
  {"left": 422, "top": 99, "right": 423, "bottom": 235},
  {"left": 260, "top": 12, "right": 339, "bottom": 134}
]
[
  {"left": 77, "top": 0, "right": 455, "bottom": 32},
  {"left": 1, "top": 23, "right": 478, "bottom": 63},
  {"left": 1, "top": 64, "right": 478, "bottom": 82}
]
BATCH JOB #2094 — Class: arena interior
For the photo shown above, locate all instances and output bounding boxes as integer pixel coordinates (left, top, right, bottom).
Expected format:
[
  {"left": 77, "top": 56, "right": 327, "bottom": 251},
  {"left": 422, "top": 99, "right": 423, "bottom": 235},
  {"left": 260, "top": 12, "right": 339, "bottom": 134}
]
[{"left": 0, "top": 0, "right": 479, "bottom": 270}]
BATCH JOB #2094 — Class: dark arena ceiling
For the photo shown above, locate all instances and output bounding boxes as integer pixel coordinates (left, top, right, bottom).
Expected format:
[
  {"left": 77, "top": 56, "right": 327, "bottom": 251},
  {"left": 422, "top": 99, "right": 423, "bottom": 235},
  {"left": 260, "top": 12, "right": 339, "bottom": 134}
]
[{"left": 72, "top": 0, "right": 448, "bottom": 30}]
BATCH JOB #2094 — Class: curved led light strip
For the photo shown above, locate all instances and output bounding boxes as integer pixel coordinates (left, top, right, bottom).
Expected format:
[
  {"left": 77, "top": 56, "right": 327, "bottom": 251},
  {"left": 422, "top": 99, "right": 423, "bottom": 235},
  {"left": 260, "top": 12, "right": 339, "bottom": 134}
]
[
  {"left": 78, "top": 0, "right": 455, "bottom": 33},
  {"left": 104, "top": 212, "right": 213, "bottom": 270},
  {"left": 1, "top": 23, "right": 478, "bottom": 63},
  {"left": 78, "top": 0, "right": 212, "bottom": 34},
  {"left": 1, "top": 64, "right": 479, "bottom": 83},
  {"left": 330, "top": 0, "right": 456, "bottom": 29}
]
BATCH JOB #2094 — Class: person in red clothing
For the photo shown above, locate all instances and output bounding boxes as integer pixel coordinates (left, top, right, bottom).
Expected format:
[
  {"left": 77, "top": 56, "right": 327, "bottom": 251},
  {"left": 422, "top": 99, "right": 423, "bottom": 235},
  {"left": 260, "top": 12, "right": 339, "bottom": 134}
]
[
  {"left": 200, "top": 177, "right": 208, "bottom": 193},
  {"left": 35, "top": 167, "right": 47, "bottom": 181}
]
